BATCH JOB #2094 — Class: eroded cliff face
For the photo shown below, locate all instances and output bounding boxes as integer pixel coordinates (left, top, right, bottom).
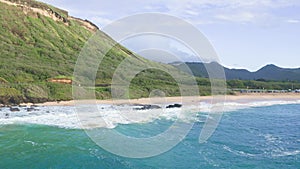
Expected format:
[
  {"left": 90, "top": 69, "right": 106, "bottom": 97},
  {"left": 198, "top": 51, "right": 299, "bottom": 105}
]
[
  {"left": 69, "top": 17, "right": 99, "bottom": 32},
  {"left": 0, "top": 0, "right": 99, "bottom": 32}
]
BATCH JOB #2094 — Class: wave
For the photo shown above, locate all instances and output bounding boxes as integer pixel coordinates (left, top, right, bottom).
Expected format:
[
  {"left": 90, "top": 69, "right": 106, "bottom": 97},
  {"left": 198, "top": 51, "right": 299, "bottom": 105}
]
[
  {"left": 272, "top": 150, "right": 300, "bottom": 157},
  {"left": 0, "top": 99, "right": 299, "bottom": 129},
  {"left": 223, "top": 145, "right": 256, "bottom": 157},
  {"left": 223, "top": 144, "right": 300, "bottom": 158}
]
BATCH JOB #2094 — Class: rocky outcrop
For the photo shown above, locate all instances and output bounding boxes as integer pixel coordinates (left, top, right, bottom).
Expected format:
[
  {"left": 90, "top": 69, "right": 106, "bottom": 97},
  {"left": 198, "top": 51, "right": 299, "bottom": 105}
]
[
  {"left": 166, "top": 104, "right": 182, "bottom": 109},
  {"left": 9, "top": 107, "right": 20, "bottom": 112},
  {"left": 0, "top": 0, "right": 99, "bottom": 32},
  {"left": 133, "top": 104, "right": 161, "bottom": 110},
  {"left": 0, "top": 96, "right": 24, "bottom": 105},
  {"left": 69, "top": 17, "right": 99, "bottom": 32}
]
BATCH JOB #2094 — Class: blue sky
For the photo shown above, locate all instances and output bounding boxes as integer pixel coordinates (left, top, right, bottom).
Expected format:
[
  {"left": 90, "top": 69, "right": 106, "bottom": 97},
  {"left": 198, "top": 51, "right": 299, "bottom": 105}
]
[{"left": 39, "top": 0, "right": 300, "bottom": 71}]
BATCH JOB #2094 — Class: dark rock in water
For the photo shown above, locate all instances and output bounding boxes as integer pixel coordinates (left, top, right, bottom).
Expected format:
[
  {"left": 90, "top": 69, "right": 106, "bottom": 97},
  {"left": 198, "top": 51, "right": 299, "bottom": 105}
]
[
  {"left": 166, "top": 104, "right": 182, "bottom": 109},
  {"left": 19, "top": 105, "right": 27, "bottom": 107},
  {"left": 5, "top": 112, "right": 9, "bottom": 118},
  {"left": 30, "top": 105, "right": 38, "bottom": 108},
  {"left": 134, "top": 104, "right": 161, "bottom": 110},
  {"left": 10, "top": 107, "right": 20, "bottom": 112},
  {"left": 26, "top": 107, "right": 35, "bottom": 112}
]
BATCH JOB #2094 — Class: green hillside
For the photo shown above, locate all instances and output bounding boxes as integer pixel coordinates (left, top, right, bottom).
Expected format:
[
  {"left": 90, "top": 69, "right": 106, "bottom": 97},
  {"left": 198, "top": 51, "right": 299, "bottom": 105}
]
[
  {"left": 0, "top": 0, "right": 211, "bottom": 105},
  {"left": 0, "top": 0, "right": 93, "bottom": 104}
]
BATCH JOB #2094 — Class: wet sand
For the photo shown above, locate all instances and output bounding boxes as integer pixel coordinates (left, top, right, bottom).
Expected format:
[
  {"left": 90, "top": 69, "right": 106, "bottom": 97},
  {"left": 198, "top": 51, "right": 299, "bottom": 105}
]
[{"left": 35, "top": 93, "right": 300, "bottom": 106}]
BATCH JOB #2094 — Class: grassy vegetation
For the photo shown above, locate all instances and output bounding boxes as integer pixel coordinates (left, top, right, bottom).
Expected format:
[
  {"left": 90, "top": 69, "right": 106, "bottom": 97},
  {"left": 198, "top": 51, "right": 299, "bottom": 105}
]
[
  {"left": 0, "top": 0, "right": 93, "bottom": 104},
  {"left": 0, "top": 2, "right": 91, "bottom": 82},
  {"left": 0, "top": 0, "right": 212, "bottom": 104},
  {"left": 227, "top": 79, "right": 300, "bottom": 90}
]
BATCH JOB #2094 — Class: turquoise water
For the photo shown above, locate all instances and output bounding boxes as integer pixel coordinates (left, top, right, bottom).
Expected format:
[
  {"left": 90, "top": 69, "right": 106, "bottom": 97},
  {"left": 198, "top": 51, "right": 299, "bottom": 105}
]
[{"left": 0, "top": 104, "right": 299, "bottom": 168}]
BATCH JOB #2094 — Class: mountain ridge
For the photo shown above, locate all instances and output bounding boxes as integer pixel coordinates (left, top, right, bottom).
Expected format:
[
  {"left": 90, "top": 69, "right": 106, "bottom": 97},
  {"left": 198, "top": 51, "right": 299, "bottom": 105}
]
[{"left": 172, "top": 62, "right": 300, "bottom": 82}]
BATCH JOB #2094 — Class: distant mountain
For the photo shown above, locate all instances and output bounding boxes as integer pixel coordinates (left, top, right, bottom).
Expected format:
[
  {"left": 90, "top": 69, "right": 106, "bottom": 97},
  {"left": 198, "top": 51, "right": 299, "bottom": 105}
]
[{"left": 172, "top": 62, "right": 300, "bottom": 82}]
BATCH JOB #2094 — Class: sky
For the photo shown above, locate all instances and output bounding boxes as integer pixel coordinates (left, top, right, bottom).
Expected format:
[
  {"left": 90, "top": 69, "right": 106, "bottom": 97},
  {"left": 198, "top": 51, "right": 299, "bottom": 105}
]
[{"left": 39, "top": 0, "right": 300, "bottom": 71}]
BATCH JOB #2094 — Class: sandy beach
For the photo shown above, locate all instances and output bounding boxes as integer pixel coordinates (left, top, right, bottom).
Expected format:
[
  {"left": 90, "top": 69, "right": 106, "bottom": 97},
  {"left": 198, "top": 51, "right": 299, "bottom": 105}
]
[{"left": 36, "top": 93, "right": 300, "bottom": 106}]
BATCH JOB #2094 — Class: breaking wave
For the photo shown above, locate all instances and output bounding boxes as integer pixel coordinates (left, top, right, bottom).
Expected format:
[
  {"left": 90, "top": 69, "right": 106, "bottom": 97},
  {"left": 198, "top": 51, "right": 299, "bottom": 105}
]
[{"left": 0, "top": 99, "right": 299, "bottom": 129}]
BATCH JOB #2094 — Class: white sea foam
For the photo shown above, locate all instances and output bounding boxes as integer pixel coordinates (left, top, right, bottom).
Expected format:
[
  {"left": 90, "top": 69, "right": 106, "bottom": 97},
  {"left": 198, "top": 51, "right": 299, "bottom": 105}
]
[
  {"left": 24, "top": 140, "right": 38, "bottom": 146},
  {"left": 223, "top": 145, "right": 256, "bottom": 157},
  {"left": 0, "top": 99, "right": 299, "bottom": 129},
  {"left": 272, "top": 150, "right": 300, "bottom": 157}
]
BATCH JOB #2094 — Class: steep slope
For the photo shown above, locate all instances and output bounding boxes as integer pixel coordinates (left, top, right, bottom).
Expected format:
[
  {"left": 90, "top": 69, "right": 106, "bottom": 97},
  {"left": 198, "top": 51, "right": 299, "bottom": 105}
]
[
  {"left": 0, "top": 0, "right": 92, "bottom": 82},
  {"left": 0, "top": 0, "right": 196, "bottom": 104}
]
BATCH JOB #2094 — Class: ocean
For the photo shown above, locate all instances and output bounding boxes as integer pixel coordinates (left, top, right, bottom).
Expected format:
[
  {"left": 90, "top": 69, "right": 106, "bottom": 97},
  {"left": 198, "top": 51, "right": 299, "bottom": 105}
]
[{"left": 0, "top": 101, "right": 299, "bottom": 168}]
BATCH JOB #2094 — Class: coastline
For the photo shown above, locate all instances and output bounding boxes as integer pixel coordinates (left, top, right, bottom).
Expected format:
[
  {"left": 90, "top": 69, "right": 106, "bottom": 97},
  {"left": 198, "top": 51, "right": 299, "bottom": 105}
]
[{"left": 35, "top": 93, "right": 300, "bottom": 107}]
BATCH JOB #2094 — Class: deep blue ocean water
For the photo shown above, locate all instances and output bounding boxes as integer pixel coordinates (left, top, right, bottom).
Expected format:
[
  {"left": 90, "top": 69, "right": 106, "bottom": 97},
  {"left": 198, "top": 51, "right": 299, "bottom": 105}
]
[{"left": 0, "top": 104, "right": 299, "bottom": 168}]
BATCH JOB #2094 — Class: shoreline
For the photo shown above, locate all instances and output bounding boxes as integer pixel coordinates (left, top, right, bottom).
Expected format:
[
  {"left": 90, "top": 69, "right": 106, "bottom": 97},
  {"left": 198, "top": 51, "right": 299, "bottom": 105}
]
[{"left": 34, "top": 93, "right": 300, "bottom": 107}]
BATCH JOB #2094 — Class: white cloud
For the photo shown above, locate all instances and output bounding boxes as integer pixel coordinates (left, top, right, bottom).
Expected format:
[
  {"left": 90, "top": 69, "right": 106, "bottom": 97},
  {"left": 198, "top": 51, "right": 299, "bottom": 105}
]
[
  {"left": 287, "top": 19, "right": 300, "bottom": 24},
  {"left": 215, "top": 12, "right": 256, "bottom": 22},
  {"left": 185, "top": 10, "right": 199, "bottom": 16},
  {"left": 38, "top": 0, "right": 300, "bottom": 26},
  {"left": 156, "top": 0, "right": 300, "bottom": 25},
  {"left": 90, "top": 17, "right": 113, "bottom": 27}
]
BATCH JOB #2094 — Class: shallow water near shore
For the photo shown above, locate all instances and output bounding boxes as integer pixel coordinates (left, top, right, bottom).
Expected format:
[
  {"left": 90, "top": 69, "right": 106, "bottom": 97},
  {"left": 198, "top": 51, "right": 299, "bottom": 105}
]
[{"left": 0, "top": 103, "right": 300, "bottom": 168}]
